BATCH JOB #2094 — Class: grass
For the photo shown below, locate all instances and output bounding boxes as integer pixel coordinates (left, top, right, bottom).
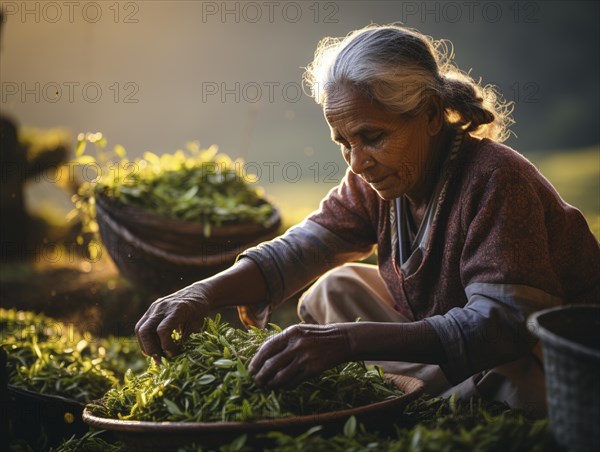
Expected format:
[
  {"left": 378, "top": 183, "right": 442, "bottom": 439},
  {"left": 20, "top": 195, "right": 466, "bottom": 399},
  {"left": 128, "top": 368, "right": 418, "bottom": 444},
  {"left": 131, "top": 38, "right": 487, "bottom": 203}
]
[
  {"left": 525, "top": 147, "right": 599, "bottom": 238},
  {"left": 265, "top": 182, "right": 334, "bottom": 230}
]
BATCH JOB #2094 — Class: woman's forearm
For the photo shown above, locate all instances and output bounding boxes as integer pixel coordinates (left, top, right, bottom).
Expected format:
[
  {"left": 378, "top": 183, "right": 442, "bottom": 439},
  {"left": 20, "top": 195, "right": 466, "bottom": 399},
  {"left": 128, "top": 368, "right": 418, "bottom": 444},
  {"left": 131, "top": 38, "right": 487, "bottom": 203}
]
[
  {"left": 198, "top": 257, "right": 268, "bottom": 310},
  {"left": 342, "top": 321, "right": 447, "bottom": 365}
]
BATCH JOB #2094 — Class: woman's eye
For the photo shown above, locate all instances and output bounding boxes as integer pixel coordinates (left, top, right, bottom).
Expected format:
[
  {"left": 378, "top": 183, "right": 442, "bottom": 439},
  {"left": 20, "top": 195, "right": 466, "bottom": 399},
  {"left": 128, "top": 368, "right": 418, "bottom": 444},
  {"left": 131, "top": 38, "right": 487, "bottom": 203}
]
[{"left": 363, "top": 133, "right": 383, "bottom": 145}]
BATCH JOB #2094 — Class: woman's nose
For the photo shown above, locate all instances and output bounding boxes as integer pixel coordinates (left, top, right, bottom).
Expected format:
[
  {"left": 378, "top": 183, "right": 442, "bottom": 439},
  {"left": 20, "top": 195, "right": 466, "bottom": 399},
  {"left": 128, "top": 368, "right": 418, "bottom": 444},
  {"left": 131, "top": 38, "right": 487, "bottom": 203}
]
[{"left": 347, "top": 146, "right": 373, "bottom": 174}]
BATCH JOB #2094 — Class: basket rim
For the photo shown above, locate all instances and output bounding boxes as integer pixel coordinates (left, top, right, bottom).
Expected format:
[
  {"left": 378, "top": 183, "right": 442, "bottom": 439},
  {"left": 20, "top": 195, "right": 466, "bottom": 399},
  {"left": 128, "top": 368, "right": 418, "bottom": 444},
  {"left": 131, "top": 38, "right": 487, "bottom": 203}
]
[
  {"left": 7, "top": 384, "right": 86, "bottom": 409},
  {"left": 527, "top": 304, "right": 600, "bottom": 360},
  {"left": 95, "top": 191, "right": 281, "bottom": 236},
  {"left": 82, "top": 373, "right": 423, "bottom": 433},
  {"left": 96, "top": 202, "right": 274, "bottom": 266}
]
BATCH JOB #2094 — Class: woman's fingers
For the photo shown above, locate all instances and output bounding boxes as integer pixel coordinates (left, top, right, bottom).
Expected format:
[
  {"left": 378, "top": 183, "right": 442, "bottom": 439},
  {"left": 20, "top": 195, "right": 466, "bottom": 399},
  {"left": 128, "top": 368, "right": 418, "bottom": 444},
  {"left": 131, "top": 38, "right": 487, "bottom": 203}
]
[
  {"left": 135, "top": 306, "right": 164, "bottom": 357},
  {"left": 252, "top": 353, "right": 296, "bottom": 387},
  {"left": 268, "top": 359, "right": 307, "bottom": 388},
  {"left": 249, "top": 323, "right": 352, "bottom": 388},
  {"left": 155, "top": 312, "right": 184, "bottom": 357},
  {"left": 135, "top": 293, "right": 210, "bottom": 360},
  {"left": 249, "top": 325, "right": 312, "bottom": 387},
  {"left": 135, "top": 318, "right": 163, "bottom": 358},
  {"left": 248, "top": 331, "right": 291, "bottom": 379}
]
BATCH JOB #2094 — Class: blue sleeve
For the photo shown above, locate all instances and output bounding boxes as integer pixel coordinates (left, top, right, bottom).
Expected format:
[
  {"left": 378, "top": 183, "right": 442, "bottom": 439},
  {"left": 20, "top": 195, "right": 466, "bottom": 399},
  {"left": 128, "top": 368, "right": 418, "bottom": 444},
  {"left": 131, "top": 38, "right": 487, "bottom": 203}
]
[
  {"left": 237, "top": 219, "right": 374, "bottom": 327},
  {"left": 425, "top": 283, "right": 560, "bottom": 384}
]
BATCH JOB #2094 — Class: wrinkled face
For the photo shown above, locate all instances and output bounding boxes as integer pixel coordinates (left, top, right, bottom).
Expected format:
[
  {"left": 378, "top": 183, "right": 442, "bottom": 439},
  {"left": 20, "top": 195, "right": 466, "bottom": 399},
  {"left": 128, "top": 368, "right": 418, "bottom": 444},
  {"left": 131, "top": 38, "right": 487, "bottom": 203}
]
[{"left": 324, "top": 85, "right": 438, "bottom": 201}]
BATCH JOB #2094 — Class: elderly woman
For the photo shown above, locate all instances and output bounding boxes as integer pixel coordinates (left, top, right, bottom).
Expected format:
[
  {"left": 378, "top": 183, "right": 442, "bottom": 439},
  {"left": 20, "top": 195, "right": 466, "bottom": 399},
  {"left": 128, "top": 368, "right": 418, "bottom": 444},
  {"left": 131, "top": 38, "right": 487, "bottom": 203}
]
[{"left": 135, "top": 25, "right": 600, "bottom": 415}]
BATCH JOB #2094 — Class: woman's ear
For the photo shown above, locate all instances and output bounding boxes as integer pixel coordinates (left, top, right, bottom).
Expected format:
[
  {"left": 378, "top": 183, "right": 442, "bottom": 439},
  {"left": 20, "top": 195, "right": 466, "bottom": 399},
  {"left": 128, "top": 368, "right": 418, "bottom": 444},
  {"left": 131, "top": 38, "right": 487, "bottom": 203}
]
[{"left": 426, "top": 96, "right": 444, "bottom": 136}]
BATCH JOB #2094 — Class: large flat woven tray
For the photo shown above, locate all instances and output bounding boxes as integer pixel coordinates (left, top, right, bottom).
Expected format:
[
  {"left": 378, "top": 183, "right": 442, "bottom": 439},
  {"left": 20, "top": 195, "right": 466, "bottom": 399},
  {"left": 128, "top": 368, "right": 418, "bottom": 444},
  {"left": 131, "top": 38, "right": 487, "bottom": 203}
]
[{"left": 83, "top": 373, "right": 424, "bottom": 451}]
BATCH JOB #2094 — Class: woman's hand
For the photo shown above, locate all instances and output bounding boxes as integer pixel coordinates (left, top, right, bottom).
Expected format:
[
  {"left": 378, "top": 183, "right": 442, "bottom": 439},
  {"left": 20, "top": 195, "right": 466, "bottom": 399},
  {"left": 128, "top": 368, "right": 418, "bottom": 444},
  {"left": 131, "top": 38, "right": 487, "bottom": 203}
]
[
  {"left": 248, "top": 321, "right": 447, "bottom": 388},
  {"left": 135, "top": 258, "right": 269, "bottom": 360},
  {"left": 135, "top": 283, "right": 211, "bottom": 359},
  {"left": 248, "top": 323, "right": 352, "bottom": 388}
]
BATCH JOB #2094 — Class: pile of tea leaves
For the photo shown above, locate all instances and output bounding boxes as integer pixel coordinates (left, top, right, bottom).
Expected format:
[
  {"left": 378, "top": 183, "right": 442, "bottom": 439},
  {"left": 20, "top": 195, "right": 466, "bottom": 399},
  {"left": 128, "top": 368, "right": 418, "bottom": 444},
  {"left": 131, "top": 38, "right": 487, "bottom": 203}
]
[
  {"left": 18, "top": 126, "right": 71, "bottom": 162},
  {"left": 88, "top": 315, "right": 402, "bottom": 422},
  {"left": 73, "top": 134, "right": 276, "bottom": 240},
  {"left": 254, "top": 397, "right": 557, "bottom": 452},
  {"left": 1, "top": 308, "right": 147, "bottom": 403},
  {"left": 53, "top": 397, "right": 556, "bottom": 452},
  {"left": 50, "top": 430, "right": 125, "bottom": 452}
]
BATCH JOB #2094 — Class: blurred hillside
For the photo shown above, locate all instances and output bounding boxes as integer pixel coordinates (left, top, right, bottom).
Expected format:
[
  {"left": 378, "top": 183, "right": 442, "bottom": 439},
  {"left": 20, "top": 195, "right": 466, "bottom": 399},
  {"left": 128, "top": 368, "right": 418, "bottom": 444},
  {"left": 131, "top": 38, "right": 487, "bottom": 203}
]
[
  {"left": 527, "top": 147, "right": 599, "bottom": 238},
  {"left": 0, "top": 0, "right": 598, "bottom": 170}
]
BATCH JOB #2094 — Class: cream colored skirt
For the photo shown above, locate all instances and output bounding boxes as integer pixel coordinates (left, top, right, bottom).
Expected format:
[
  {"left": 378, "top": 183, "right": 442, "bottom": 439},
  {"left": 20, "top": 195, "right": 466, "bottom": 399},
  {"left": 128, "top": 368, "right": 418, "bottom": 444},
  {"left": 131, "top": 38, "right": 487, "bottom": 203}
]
[{"left": 297, "top": 263, "right": 548, "bottom": 417}]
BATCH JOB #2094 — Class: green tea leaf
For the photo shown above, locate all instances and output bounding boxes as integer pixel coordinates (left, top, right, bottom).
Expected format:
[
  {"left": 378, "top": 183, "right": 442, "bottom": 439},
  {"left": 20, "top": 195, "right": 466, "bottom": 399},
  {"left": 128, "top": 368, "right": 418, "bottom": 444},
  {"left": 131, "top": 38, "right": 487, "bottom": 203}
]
[
  {"left": 74, "top": 155, "right": 96, "bottom": 165},
  {"left": 224, "top": 434, "right": 247, "bottom": 451},
  {"left": 197, "top": 374, "right": 216, "bottom": 385},
  {"left": 113, "top": 144, "right": 126, "bottom": 158},
  {"left": 163, "top": 398, "right": 182, "bottom": 416},
  {"left": 213, "top": 358, "right": 235, "bottom": 368},
  {"left": 75, "top": 139, "right": 87, "bottom": 157},
  {"left": 343, "top": 415, "right": 357, "bottom": 438},
  {"left": 236, "top": 359, "right": 248, "bottom": 377}
]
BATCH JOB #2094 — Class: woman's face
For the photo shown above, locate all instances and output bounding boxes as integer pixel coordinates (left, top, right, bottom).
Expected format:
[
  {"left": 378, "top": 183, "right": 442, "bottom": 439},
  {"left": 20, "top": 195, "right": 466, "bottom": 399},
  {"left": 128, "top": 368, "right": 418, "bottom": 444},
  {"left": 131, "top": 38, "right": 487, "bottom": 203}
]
[{"left": 324, "top": 85, "right": 442, "bottom": 202}]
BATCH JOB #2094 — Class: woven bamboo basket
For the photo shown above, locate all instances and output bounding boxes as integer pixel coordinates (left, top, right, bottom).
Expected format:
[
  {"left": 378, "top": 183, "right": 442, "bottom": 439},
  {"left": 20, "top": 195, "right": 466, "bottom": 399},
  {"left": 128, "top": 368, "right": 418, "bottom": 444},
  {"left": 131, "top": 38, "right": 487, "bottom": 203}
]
[
  {"left": 5, "top": 385, "right": 89, "bottom": 448},
  {"left": 83, "top": 374, "right": 423, "bottom": 451},
  {"left": 528, "top": 305, "right": 600, "bottom": 452},
  {"left": 95, "top": 193, "right": 281, "bottom": 296}
]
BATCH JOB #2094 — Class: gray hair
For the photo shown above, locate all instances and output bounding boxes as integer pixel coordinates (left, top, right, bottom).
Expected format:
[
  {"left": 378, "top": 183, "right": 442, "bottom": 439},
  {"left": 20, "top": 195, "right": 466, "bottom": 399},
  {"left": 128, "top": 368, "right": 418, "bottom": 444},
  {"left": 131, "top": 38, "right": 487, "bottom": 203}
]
[{"left": 304, "top": 24, "right": 513, "bottom": 142}]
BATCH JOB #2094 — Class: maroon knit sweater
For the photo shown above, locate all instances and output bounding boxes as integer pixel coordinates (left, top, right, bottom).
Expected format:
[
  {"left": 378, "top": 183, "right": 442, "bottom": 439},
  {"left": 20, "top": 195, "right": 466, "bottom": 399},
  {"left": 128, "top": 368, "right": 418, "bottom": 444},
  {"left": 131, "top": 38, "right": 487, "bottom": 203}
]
[{"left": 309, "top": 134, "right": 600, "bottom": 321}]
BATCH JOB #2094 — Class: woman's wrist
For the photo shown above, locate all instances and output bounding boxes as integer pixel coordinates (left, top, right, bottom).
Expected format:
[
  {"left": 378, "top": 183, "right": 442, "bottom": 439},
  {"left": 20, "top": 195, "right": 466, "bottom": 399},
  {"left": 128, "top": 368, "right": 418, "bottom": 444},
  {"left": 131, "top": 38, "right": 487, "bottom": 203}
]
[
  {"left": 342, "top": 322, "right": 372, "bottom": 360},
  {"left": 326, "top": 323, "right": 355, "bottom": 363},
  {"left": 191, "top": 258, "right": 268, "bottom": 311},
  {"left": 342, "top": 321, "right": 446, "bottom": 364}
]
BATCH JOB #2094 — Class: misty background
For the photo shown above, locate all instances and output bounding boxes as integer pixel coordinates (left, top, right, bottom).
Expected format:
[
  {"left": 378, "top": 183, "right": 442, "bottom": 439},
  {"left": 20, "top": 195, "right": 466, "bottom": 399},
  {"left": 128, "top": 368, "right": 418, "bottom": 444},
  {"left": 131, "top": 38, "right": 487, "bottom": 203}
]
[{"left": 1, "top": 0, "right": 598, "bottom": 213}]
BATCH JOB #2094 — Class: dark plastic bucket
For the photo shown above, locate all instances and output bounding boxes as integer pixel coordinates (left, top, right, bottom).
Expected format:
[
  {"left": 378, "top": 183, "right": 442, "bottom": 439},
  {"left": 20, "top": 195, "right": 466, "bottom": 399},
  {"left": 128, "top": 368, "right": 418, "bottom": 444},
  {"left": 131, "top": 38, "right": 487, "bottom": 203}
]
[{"left": 528, "top": 305, "right": 600, "bottom": 452}]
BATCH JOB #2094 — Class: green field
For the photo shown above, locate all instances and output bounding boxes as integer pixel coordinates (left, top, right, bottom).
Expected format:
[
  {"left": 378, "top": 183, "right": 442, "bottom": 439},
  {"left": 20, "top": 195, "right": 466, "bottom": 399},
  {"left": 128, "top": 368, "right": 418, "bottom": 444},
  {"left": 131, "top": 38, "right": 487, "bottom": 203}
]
[{"left": 526, "top": 147, "right": 599, "bottom": 238}]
